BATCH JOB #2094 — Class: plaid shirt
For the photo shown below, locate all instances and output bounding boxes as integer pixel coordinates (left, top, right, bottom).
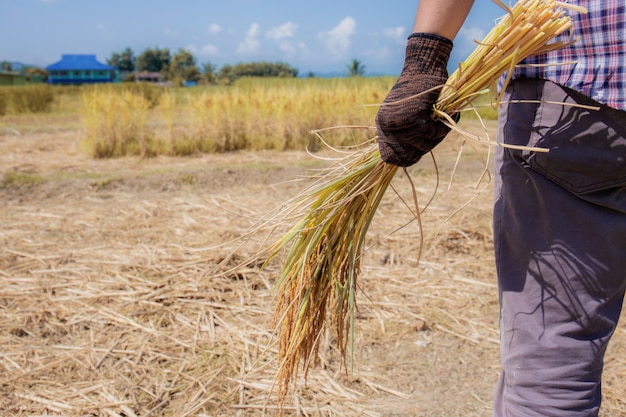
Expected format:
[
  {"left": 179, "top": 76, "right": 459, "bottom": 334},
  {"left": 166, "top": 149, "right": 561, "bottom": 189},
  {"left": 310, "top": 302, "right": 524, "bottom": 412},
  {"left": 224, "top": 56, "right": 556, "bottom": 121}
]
[{"left": 511, "top": 0, "right": 626, "bottom": 110}]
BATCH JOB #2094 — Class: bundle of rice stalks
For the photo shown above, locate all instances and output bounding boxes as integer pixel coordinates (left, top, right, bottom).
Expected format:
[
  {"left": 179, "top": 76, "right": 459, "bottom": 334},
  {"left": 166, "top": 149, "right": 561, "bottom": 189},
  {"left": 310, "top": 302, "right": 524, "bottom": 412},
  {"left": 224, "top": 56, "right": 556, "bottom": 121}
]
[{"left": 264, "top": 0, "right": 585, "bottom": 403}]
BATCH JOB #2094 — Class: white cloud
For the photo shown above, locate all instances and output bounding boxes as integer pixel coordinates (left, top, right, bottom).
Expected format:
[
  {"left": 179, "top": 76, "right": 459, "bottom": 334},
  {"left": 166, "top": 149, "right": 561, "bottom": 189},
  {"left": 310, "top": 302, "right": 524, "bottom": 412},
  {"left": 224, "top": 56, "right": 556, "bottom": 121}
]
[
  {"left": 294, "top": 41, "right": 308, "bottom": 54},
  {"left": 277, "top": 41, "right": 296, "bottom": 55},
  {"left": 163, "top": 28, "right": 179, "bottom": 37},
  {"left": 383, "top": 26, "right": 406, "bottom": 45},
  {"left": 201, "top": 44, "right": 219, "bottom": 55},
  {"left": 266, "top": 22, "right": 297, "bottom": 41},
  {"left": 237, "top": 23, "right": 260, "bottom": 55},
  {"left": 265, "top": 22, "right": 301, "bottom": 57},
  {"left": 459, "top": 26, "right": 485, "bottom": 44},
  {"left": 318, "top": 17, "right": 356, "bottom": 58},
  {"left": 363, "top": 45, "right": 393, "bottom": 60},
  {"left": 208, "top": 24, "right": 222, "bottom": 35},
  {"left": 276, "top": 40, "right": 308, "bottom": 57},
  {"left": 96, "top": 23, "right": 106, "bottom": 31},
  {"left": 188, "top": 43, "right": 219, "bottom": 57}
]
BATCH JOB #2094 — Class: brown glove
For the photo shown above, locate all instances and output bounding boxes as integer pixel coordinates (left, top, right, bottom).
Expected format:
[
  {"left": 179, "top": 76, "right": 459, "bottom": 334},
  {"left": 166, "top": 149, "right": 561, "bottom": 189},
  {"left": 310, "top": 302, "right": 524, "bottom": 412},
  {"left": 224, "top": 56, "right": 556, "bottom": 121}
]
[{"left": 376, "top": 33, "right": 454, "bottom": 167}]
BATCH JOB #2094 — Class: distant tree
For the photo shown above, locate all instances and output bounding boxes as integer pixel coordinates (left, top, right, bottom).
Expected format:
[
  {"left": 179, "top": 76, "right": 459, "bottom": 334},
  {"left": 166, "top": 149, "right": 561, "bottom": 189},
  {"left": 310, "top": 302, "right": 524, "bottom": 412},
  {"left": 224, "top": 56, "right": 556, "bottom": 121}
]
[
  {"left": 1, "top": 61, "right": 13, "bottom": 72},
  {"left": 23, "top": 66, "right": 48, "bottom": 81},
  {"left": 169, "top": 48, "right": 200, "bottom": 83},
  {"left": 136, "top": 48, "right": 171, "bottom": 75},
  {"left": 218, "top": 64, "right": 237, "bottom": 85},
  {"left": 202, "top": 61, "right": 218, "bottom": 84},
  {"left": 306, "top": 71, "right": 316, "bottom": 78},
  {"left": 107, "top": 47, "right": 136, "bottom": 73},
  {"left": 231, "top": 61, "right": 298, "bottom": 78},
  {"left": 347, "top": 59, "right": 366, "bottom": 77},
  {"left": 121, "top": 73, "right": 136, "bottom": 82},
  {"left": 185, "top": 66, "right": 202, "bottom": 83}
]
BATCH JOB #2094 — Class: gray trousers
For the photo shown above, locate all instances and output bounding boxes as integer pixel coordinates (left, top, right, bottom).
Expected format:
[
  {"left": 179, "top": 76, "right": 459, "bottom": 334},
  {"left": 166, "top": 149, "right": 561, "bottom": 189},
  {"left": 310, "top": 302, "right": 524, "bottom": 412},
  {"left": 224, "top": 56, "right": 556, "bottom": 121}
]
[{"left": 492, "top": 79, "right": 626, "bottom": 416}]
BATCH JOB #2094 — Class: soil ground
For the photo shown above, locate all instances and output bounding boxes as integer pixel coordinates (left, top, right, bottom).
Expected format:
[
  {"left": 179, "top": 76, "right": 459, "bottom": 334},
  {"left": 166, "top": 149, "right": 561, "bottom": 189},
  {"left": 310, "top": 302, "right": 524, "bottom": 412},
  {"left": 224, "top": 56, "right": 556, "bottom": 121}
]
[{"left": 1, "top": 115, "right": 625, "bottom": 416}]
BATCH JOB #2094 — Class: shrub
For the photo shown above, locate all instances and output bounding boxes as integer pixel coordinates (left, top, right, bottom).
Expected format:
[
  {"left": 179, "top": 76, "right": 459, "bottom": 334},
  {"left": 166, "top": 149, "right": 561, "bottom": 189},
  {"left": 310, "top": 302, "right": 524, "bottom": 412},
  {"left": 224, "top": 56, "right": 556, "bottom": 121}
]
[
  {"left": 83, "top": 82, "right": 165, "bottom": 107},
  {"left": 0, "top": 84, "right": 55, "bottom": 114}
]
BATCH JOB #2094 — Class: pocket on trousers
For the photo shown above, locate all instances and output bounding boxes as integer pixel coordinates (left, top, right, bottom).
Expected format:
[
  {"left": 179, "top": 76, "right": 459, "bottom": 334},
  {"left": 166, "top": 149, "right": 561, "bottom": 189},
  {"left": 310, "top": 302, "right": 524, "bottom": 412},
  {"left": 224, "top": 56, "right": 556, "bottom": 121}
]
[{"left": 504, "top": 79, "right": 626, "bottom": 195}]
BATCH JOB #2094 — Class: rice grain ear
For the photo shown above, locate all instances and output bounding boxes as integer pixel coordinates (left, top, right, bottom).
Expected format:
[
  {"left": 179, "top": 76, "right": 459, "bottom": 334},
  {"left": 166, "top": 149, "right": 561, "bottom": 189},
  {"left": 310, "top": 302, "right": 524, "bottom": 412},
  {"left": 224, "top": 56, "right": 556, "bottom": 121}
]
[{"left": 266, "top": 0, "right": 586, "bottom": 407}]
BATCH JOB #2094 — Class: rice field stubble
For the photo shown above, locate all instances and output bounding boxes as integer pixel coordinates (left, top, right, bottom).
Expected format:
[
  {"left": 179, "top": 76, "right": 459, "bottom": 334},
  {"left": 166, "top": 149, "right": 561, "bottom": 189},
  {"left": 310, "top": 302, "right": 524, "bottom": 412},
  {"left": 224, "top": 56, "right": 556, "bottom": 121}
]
[{"left": 1, "top": 111, "right": 625, "bottom": 416}]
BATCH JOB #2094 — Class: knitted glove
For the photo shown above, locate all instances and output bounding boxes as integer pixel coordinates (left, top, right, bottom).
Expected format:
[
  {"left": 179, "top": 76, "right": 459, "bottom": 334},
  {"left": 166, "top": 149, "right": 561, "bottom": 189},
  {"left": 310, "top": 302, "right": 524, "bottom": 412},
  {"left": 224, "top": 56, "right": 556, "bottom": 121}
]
[{"left": 376, "top": 33, "right": 454, "bottom": 167}]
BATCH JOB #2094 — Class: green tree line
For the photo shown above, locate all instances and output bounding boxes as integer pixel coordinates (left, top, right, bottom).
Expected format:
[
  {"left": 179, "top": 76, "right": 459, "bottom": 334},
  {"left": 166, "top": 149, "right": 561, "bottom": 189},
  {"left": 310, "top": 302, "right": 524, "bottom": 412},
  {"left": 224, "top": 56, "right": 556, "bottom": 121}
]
[
  {"left": 107, "top": 47, "right": 300, "bottom": 86},
  {"left": 1, "top": 48, "right": 301, "bottom": 86},
  {"left": 2, "top": 48, "right": 367, "bottom": 85}
]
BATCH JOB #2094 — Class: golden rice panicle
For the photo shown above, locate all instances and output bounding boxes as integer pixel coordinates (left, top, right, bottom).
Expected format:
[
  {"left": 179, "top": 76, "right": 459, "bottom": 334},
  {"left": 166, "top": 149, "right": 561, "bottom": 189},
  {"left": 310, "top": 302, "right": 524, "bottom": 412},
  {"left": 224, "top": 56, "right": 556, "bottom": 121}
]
[
  {"left": 268, "top": 0, "right": 586, "bottom": 406},
  {"left": 269, "top": 146, "right": 397, "bottom": 399}
]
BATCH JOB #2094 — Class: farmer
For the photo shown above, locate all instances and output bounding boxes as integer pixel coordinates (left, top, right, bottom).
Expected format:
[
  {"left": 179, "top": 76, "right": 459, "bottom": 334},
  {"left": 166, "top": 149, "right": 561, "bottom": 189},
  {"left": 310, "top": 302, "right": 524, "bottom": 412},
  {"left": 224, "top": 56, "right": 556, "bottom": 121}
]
[{"left": 376, "top": 1, "right": 626, "bottom": 416}]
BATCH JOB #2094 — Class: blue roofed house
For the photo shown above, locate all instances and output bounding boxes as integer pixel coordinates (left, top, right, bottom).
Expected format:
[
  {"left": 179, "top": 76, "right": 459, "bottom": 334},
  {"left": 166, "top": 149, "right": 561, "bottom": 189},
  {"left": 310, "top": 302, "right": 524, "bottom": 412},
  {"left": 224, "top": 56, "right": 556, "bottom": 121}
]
[{"left": 46, "top": 54, "right": 116, "bottom": 85}]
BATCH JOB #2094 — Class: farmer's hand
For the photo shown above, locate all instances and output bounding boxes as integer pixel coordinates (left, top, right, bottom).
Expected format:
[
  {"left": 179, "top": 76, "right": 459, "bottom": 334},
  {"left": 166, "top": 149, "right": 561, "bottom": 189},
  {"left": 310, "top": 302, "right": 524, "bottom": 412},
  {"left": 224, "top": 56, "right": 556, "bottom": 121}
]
[{"left": 376, "top": 33, "right": 455, "bottom": 167}]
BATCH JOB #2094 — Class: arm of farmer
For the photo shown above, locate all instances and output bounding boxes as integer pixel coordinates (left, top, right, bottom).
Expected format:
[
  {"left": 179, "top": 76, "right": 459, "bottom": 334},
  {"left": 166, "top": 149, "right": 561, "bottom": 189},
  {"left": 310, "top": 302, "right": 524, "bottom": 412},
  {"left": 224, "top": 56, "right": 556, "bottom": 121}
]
[{"left": 376, "top": 0, "right": 474, "bottom": 167}]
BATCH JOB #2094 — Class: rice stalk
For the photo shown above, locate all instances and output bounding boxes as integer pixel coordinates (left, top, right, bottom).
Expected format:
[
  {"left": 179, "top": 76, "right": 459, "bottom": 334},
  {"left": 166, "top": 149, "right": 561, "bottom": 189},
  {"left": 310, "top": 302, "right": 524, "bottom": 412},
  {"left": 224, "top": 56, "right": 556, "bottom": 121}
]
[
  {"left": 266, "top": 0, "right": 586, "bottom": 404},
  {"left": 268, "top": 146, "right": 397, "bottom": 393}
]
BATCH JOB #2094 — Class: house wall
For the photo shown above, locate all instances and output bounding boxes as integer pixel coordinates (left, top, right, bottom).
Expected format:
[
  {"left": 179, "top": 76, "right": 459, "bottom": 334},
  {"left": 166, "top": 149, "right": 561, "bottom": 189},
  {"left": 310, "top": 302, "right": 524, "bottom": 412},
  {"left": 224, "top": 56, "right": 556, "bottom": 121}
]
[{"left": 48, "top": 69, "right": 114, "bottom": 85}]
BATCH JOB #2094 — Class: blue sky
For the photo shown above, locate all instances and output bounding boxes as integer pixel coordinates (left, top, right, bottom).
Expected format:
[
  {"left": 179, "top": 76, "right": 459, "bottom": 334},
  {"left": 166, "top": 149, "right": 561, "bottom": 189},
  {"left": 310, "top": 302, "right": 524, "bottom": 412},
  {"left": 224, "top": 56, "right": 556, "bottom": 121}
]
[{"left": 1, "top": 0, "right": 506, "bottom": 76}]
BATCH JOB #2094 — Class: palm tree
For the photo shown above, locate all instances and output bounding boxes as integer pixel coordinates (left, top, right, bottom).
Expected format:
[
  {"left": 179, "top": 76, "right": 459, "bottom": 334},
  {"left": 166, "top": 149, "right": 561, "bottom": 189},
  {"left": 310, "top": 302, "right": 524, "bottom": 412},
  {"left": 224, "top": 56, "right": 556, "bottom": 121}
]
[
  {"left": 203, "top": 62, "right": 218, "bottom": 84},
  {"left": 347, "top": 59, "right": 365, "bottom": 77}
]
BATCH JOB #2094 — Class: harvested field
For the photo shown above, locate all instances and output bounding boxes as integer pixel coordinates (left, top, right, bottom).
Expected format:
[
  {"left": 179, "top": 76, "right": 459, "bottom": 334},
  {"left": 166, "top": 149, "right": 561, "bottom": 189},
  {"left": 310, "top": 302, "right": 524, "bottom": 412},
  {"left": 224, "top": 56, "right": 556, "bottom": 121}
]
[{"left": 1, "top": 115, "right": 625, "bottom": 416}]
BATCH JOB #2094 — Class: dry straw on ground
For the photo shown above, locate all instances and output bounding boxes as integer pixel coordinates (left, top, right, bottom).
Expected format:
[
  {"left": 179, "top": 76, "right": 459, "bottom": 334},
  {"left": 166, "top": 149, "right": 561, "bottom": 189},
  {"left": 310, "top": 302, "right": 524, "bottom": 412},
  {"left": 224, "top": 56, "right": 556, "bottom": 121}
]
[
  {"left": 0, "top": 132, "right": 503, "bottom": 416},
  {"left": 1, "top": 116, "right": 625, "bottom": 416}
]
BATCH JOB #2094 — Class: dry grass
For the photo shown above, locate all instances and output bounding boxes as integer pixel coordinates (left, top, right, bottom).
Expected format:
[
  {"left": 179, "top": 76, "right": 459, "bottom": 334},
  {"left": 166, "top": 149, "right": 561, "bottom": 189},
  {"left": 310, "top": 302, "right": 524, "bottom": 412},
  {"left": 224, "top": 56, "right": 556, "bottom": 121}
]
[
  {"left": 77, "top": 78, "right": 391, "bottom": 158},
  {"left": 1, "top": 115, "right": 625, "bottom": 416}
]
